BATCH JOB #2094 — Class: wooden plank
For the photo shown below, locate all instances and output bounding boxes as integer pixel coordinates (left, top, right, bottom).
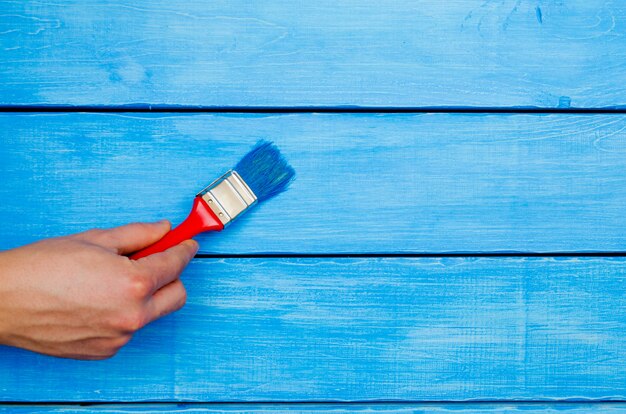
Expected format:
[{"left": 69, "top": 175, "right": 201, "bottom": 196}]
[
  {"left": 3, "top": 403, "right": 626, "bottom": 413},
  {"left": 1, "top": 113, "right": 626, "bottom": 254},
  {"left": 1, "top": 257, "right": 626, "bottom": 401},
  {"left": 1, "top": 1, "right": 625, "bottom": 108}
]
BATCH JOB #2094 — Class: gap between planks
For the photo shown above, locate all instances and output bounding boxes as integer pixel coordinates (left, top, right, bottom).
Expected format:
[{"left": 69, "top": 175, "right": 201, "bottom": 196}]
[
  {"left": 1, "top": 106, "right": 626, "bottom": 114},
  {"left": 4, "top": 401, "right": 626, "bottom": 413},
  {"left": 193, "top": 252, "right": 626, "bottom": 259}
]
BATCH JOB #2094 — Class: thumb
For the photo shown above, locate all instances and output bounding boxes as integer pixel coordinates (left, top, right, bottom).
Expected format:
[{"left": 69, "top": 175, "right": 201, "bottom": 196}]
[{"left": 75, "top": 220, "right": 172, "bottom": 255}]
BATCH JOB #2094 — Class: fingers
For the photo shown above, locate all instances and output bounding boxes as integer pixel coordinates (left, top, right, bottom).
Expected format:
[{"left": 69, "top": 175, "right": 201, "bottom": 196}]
[
  {"left": 74, "top": 220, "right": 171, "bottom": 255},
  {"left": 145, "top": 279, "right": 187, "bottom": 324},
  {"left": 134, "top": 239, "right": 198, "bottom": 293}
]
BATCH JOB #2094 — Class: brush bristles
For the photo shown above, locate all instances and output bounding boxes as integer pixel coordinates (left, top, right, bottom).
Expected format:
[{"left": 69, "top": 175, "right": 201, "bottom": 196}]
[{"left": 234, "top": 140, "right": 295, "bottom": 202}]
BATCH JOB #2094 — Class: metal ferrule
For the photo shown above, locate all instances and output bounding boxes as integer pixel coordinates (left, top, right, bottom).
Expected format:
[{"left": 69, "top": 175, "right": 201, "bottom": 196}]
[{"left": 196, "top": 170, "right": 257, "bottom": 227}]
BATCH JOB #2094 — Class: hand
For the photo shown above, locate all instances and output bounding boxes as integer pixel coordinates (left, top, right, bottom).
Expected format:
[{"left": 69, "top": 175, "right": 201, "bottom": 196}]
[{"left": 0, "top": 221, "right": 198, "bottom": 360}]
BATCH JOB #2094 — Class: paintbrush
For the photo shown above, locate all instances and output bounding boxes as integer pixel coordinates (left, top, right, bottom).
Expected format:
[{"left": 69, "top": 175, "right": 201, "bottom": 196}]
[{"left": 130, "top": 140, "right": 295, "bottom": 260}]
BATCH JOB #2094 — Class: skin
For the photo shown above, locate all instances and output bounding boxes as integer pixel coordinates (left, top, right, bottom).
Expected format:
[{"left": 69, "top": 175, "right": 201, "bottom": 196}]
[{"left": 0, "top": 220, "right": 198, "bottom": 360}]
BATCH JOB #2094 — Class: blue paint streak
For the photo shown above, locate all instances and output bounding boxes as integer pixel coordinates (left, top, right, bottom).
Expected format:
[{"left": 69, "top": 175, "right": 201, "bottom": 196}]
[
  {"left": 536, "top": 6, "right": 543, "bottom": 24},
  {"left": 558, "top": 96, "right": 572, "bottom": 108}
]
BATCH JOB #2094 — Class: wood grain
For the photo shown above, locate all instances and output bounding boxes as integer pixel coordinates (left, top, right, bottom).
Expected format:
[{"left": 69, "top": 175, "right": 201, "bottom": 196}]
[
  {"left": 1, "top": 1, "right": 625, "bottom": 108},
  {"left": 1, "top": 257, "right": 626, "bottom": 401},
  {"left": 1, "top": 113, "right": 626, "bottom": 254},
  {"left": 3, "top": 403, "right": 626, "bottom": 413}
]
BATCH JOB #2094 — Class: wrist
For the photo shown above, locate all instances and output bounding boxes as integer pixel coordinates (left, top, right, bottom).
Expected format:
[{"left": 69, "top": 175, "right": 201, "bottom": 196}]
[{"left": 0, "top": 252, "right": 12, "bottom": 345}]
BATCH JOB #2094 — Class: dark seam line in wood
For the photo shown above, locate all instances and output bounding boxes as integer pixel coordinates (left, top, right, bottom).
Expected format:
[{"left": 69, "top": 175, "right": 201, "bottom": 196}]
[
  {"left": 1, "top": 106, "right": 626, "bottom": 114},
  {"left": 193, "top": 252, "right": 626, "bottom": 259},
  {"left": 2, "top": 400, "right": 626, "bottom": 405}
]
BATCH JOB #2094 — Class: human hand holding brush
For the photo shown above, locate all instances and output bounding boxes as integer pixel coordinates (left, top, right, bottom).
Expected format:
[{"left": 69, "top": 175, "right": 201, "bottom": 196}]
[
  {"left": 0, "top": 141, "right": 294, "bottom": 359},
  {"left": 0, "top": 221, "right": 198, "bottom": 360}
]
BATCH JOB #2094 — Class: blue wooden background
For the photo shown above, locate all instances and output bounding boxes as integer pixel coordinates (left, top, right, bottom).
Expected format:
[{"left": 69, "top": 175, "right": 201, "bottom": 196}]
[{"left": 1, "top": 1, "right": 626, "bottom": 413}]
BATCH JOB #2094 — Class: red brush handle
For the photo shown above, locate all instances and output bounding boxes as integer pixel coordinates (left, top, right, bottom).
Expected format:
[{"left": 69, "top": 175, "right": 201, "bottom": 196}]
[{"left": 130, "top": 197, "right": 224, "bottom": 260}]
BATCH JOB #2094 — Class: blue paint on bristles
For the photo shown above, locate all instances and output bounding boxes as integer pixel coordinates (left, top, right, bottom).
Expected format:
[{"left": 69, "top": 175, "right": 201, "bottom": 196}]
[{"left": 235, "top": 140, "right": 295, "bottom": 202}]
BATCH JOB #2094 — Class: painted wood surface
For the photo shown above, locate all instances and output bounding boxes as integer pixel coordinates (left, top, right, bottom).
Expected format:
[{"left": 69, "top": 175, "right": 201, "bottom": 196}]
[
  {"left": 3, "top": 403, "right": 626, "bottom": 413},
  {"left": 1, "top": 257, "right": 626, "bottom": 401},
  {"left": 1, "top": 113, "right": 626, "bottom": 254},
  {"left": 1, "top": 1, "right": 625, "bottom": 108}
]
